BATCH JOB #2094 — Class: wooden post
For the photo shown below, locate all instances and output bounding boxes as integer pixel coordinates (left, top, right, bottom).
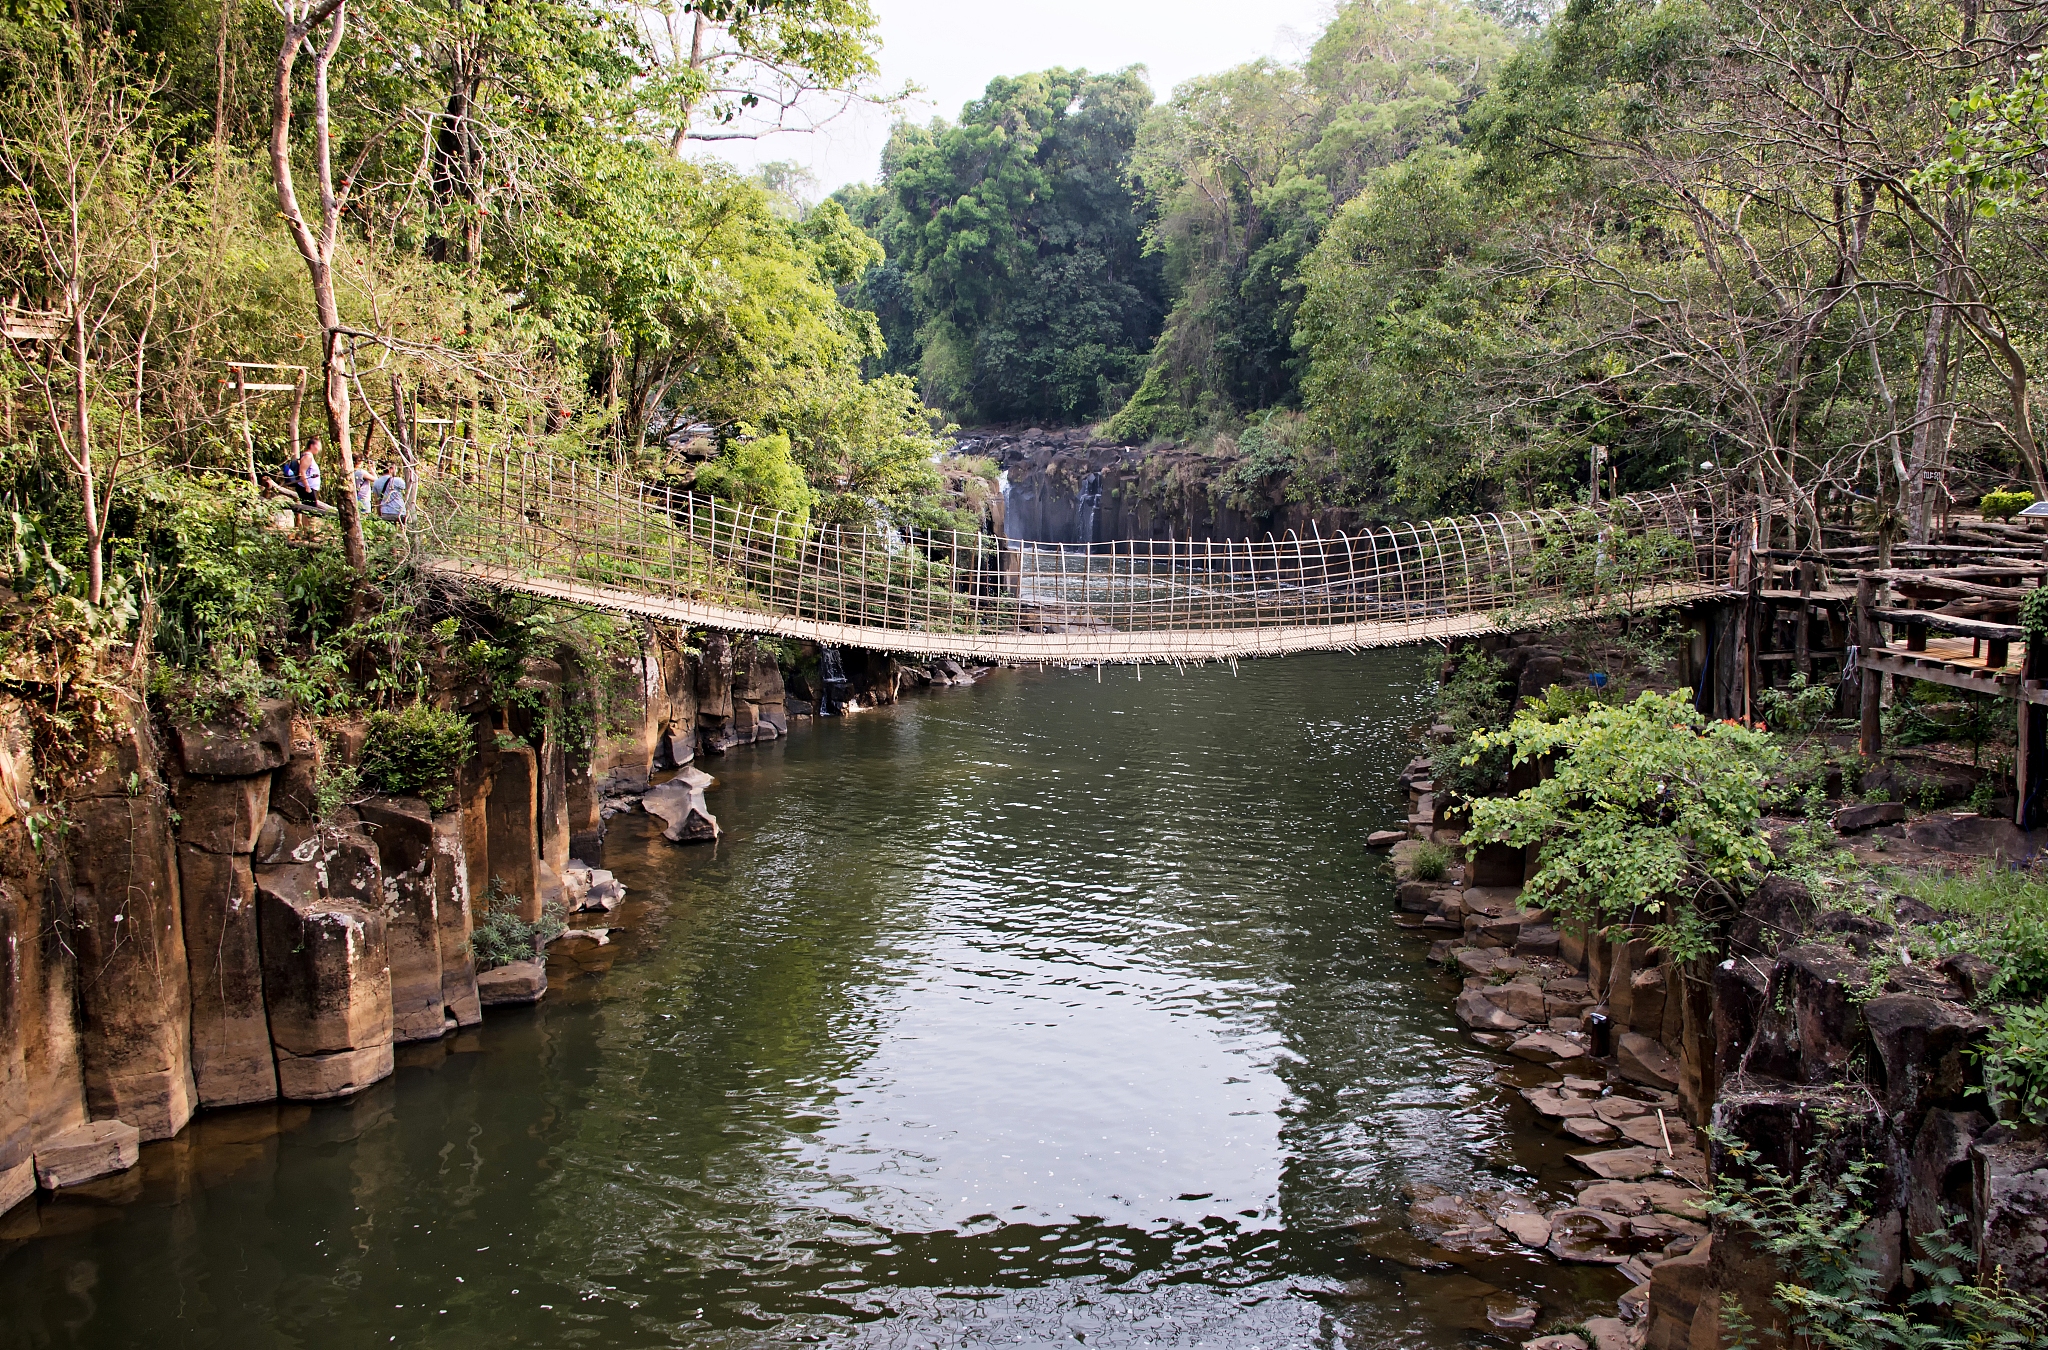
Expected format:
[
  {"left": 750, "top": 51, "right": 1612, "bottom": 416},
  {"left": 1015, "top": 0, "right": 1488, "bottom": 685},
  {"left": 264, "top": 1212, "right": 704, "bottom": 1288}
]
[
  {"left": 1856, "top": 574, "right": 1883, "bottom": 758},
  {"left": 1795, "top": 564, "right": 1812, "bottom": 679},
  {"left": 2020, "top": 633, "right": 2047, "bottom": 828}
]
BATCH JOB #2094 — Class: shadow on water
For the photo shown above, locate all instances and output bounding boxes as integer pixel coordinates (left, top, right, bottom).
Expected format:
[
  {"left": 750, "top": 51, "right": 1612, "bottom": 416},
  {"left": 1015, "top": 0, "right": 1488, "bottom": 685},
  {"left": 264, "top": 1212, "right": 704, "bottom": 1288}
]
[{"left": 0, "top": 651, "right": 1625, "bottom": 1349}]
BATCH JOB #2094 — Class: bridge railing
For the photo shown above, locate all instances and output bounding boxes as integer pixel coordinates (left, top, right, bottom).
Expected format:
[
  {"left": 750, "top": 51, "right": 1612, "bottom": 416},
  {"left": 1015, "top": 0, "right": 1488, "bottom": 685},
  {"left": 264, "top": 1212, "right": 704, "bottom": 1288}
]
[{"left": 411, "top": 443, "right": 1741, "bottom": 651}]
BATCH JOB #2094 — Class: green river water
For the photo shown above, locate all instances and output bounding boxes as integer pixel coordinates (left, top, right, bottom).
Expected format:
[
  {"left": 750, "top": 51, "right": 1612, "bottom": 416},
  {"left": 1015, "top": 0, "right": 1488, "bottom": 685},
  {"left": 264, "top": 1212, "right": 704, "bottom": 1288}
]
[{"left": 0, "top": 651, "right": 1622, "bottom": 1348}]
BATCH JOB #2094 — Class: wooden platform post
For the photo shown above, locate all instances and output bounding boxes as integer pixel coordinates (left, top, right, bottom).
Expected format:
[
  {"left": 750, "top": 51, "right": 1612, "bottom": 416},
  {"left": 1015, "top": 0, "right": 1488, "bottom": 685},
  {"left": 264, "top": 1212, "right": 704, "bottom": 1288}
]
[
  {"left": 2022, "top": 633, "right": 2047, "bottom": 829},
  {"left": 1856, "top": 575, "right": 1882, "bottom": 758}
]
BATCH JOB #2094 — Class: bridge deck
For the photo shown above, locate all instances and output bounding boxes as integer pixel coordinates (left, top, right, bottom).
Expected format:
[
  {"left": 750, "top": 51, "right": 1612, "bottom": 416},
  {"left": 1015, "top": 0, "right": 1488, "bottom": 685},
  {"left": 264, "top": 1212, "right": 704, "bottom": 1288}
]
[{"left": 413, "top": 447, "right": 1751, "bottom": 661}]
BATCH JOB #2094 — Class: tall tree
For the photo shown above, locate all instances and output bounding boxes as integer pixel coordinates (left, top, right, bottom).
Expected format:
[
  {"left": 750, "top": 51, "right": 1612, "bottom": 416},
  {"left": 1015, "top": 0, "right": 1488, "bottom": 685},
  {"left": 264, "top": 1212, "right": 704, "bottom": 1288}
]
[{"left": 850, "top": 67, "right": 1166, "bottom": 425}]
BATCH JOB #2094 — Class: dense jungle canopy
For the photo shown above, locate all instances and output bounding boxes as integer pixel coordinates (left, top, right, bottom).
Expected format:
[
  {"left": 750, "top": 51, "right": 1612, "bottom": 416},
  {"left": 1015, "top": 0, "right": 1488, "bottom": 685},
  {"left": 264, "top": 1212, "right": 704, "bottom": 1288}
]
[{"left": 0, "top": 0, "right": 2044, "bottom": 709}]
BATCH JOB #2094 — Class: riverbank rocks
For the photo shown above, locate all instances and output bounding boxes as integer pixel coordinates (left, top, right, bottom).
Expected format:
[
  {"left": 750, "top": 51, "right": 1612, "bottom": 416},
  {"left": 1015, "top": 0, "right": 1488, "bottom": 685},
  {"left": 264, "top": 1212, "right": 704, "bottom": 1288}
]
[
  {"left": 477, "top": 960, "right": 546, "bottom": 1006},
  {"left": 256, "top": 861, "right": 395, "bottom": 1101},
  {"left": 642, "top": 767, "right": 719, "bottom": 843},
  {"left": 1366, "top": 830, "right": 1407, "bottom": 848},
  {"left": 66, "top": 691, "right": 197, "bottom": 1142},
  {"left": 32, "top": 1118, "right": 139, "bottom": 1189},
  {"left": 1970, "top": 1127, "right": 2048, "bottom": 1297},
  {"left": 562, "top": 862, "right": 625, "bottom": 913},
  {"left": 357, "top": 798, "right": 448, "bottom": 1044}
]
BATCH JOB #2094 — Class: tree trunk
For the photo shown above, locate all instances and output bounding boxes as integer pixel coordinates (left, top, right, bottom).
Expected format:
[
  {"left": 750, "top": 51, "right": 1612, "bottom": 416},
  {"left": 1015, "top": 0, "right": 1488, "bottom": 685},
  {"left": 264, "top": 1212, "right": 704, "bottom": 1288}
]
[{"left": 269, "top": 0, "right": 366, "bottom": 572}]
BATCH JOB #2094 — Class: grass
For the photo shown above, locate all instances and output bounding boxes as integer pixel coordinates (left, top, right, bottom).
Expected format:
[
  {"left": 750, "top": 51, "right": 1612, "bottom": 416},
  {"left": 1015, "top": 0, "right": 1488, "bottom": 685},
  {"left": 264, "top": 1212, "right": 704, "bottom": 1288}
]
[{"left": 1411, "top": 841, "right": 1450, "bottom": 882}]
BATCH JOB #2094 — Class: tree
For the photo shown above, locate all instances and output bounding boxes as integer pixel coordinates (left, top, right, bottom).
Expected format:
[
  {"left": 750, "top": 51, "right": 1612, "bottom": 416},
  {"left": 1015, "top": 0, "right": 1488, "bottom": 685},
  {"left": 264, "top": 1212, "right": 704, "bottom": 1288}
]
[
  {"left": 853, "top": 67, "right": 1167, "bottom": 425},
  {"left": 641, "top": 0, "right": 903, "bottom": 153},
  {"left": 269, "top": 0, "right": 368, "bottom": 572},
  {"left": 0, "top": 30, "right": 192, "bottom": 605},
  {"left": 1107, "top": 0, "right": 1513, "bottom": 441}
]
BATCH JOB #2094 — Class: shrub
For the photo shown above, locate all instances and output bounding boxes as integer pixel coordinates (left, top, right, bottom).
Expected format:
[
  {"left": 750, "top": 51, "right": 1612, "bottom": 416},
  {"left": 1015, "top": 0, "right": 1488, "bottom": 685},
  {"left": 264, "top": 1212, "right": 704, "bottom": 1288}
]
[
  {"left": 359, "top": 703, "right": 474, "bottom": 811},
  {"left": 1980, "top": 488, "right": 2036, "bottom": 522},
  {"left": 1708, "top": 1138, "right": 2048, "bottom": 1348},
  {"left": 468, "top": 879, "right": 567, "bottom": 971},
  {"left": 1902, "top": 863, "right": 2048, "bottom": 1001},
  {"left": 1465, "top": 689, "right": 1779, "bottom": 957},
  {"left": 1979, "top": 1003, "right": 2048, "bottom": 1128},
  {"left": 1411, "top": 841, "right": 1449, "bottom": 882}
]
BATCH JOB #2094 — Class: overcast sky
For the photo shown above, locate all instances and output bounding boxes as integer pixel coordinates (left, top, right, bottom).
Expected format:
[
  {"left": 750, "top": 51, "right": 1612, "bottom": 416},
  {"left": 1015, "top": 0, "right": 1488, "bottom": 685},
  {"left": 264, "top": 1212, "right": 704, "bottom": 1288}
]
[{"left": 697, "top": 0, "right": 1340, "bottom": 197}]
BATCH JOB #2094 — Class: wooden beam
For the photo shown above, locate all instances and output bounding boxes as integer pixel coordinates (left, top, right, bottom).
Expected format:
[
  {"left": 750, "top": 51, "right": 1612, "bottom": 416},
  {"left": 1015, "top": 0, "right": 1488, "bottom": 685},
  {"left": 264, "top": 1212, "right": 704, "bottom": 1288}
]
[
  {"left": 1858, "top": 647, "right": 2039, "bottom": 702},
  {"left": 1870, "top": 608, "right": 2025, "bottom": 642}
]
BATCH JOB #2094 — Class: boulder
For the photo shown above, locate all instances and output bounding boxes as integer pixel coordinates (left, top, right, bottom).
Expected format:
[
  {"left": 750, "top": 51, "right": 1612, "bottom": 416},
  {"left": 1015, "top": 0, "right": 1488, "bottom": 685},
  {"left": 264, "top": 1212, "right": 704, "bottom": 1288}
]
[
  {"left": 432, "top": 811, "right": 482, "bottom": 1029},
  {"left": 1729, "top": 874, "right": 1816, "bottom": 958},
  {"left": 1366, "top": 830, "right": 1407, "bottom": 849},
  {"left": 1484, "top": 981, "right": 1549, "bottom": 1022},
  {"left": 33, "top": 1118, "right": 139, "bottom": 1189},
  {"left": 171, "top": 700, "right": 292, "bottom": 778},
  {"left": 177, "top": 846, "right": 277, "bottom": 1108},
  {"left": 1570, "top": 1147, "right": 1665, "bottom": 1180},
  {"left": 1832, "top": 801, "right": 1906, "bottom": 833},
  {"left": 1618, "top": 1032, "right": 1681, "bottom": 1090},
  {"left": 1514, "top": 924, "right": 1560, "bottom": 959},
  {"left": 1862, "top": 993, "right": 1989, "bottom": 1127},
  {"left": 1510, "top": 1032, "right": 1587, "bottom": 1063},
  {"left": 1519, "top": 655, "right": 1565, "bottom": 697},
  {"left": 1777, "top": 944, "right": 1870, "bottom": 1084},
  {"left": 1582, "top": 1318, "right": 1632, "bottom": 1350},
  {"left": 1935, "top": 952, "right": 2000, "bottom": 1004},
  {"left": 642, "top": 773, "right": 720, "bottom": 844},
  {"left": 268, "top": 718, "right": 324, "bottom": 824},
  {"left": 172, "top": 772, "right": 271, "bottom": 854},
  {"left": 1547, "top": 1206, "right": 1632, "bottom": 1263},
  {"left": 357, "top": 797, "right": 447, "bottom": 1043},
  {"left": 0, "top": 1158, "right": 31, "bottom": 1216},
  {"left": 1905, "top": 812, "right": 2033, "bottom": 861},
  {"left": 1469, "top": 842, "right": 1526, "bottom": 887},
  {"left": 256, "top": 863, "right": 394, "bottom": 1100},
  {"left": 1910, "top": 1109, "right": 1988, "bottom": 1249},
  {"left": 1396, "top": 879, "right": 1439, "bottom": 913},
  {"left": 1627, "top": 965, "right": 1668, "bottom": 1038},
  {"left": 1971, "top": 1128, "right": 2048, "bottom": 1297},
  {"left": 477, "top": 960, "right": 547, "bottom": 1006},
  {"left": 1642, "top": 1238, "right": 1711, "bottom": 1350},
  {"left": 1457, "top": 988, "right": 1527, "bottom": 1032},
  {"left": 1524, "top": 1337, "right": 1585, "bottom": 1350},
  {"left": 1563, "top": 1116, "right": 1620, "bottom": 1143}
]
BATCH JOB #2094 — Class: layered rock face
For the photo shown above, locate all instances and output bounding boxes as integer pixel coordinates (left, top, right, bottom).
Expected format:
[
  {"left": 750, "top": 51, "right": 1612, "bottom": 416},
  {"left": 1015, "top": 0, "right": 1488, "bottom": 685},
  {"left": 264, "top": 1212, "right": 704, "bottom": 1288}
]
[{"left": 0, "top": 620, "right": 983, "bottom": 1219}]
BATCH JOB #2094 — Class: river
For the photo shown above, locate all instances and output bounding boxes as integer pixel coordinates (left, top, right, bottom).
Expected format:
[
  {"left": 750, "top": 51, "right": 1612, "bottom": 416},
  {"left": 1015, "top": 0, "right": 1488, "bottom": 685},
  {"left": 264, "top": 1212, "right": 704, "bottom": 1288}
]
[{"left": 0, "top": 651, "right": 1622, "bottom": 1349}]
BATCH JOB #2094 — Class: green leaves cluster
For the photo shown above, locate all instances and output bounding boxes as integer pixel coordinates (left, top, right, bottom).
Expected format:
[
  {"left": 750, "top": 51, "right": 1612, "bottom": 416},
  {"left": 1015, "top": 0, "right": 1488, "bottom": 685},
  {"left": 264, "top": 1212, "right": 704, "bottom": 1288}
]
[
  {"left": 1709, "top": 1140, "right": 2048, "bottom": 1349},
  {"left": 1465, "top": 689, "right": 1778, "bottom": 951},
  {"left": 843, "top": 67, "right": 1166, "bottom": 425},
  {"left": 1979, "top": 1004, "right": 2048, "bottom": 1129},
  {"left": 360, "top": 704, "right": 475, "bottom": 812}
]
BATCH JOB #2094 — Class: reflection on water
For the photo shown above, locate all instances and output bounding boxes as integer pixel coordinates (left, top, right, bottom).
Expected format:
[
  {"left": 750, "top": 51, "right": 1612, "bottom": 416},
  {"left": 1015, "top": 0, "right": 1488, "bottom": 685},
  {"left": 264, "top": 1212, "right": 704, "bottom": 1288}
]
[{"left": 0, "top": 651, "right": 1623, "bottom": 1349}]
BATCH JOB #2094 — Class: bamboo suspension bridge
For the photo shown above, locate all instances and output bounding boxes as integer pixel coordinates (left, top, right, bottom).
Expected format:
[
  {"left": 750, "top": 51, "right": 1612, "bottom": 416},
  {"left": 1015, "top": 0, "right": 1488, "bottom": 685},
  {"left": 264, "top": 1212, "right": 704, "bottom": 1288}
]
[{"left": 412, "top": 446, "right": 1747, "bottom": 663}]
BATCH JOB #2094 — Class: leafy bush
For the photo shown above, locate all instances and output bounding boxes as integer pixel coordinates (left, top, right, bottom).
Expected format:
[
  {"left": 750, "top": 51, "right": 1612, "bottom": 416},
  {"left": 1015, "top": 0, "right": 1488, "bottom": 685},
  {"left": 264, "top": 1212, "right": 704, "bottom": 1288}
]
[
  {"left": 1465, "top": 689, "right": 1779, "bottom": 956},
  {"left": 2022, "top": 585, "right": 2048, "bottom": 642},
  {"left": 1411, "top": 841, "right": 1449, "bottom": 881},
  {"left": 468, "top": 879, "right": 567, "bottom": 972},
  {"left": 694, "top": 429, "right": 815, "bottom": 530},
  {"left": 1709, "top": 1138, "right": 2048, "bottom": 1348},
  {"left": 1901, "top": 863, "right": 2048, "bottom": 1002},
  {"left": 1757, "top": 672, "right": 1840, "bottom": 737},
  {"left": 1980, "top": 488, "right": 2036, "bottom": 522},
  {"left": 1979, "top": 1004, "right": 2048, "bottom": 1128},
  {"left": 1434, "top": 649, "right": 1517, "bottom": 802},
  {"left": 359, "top": 704, "right": 474, "bottom": 811}
]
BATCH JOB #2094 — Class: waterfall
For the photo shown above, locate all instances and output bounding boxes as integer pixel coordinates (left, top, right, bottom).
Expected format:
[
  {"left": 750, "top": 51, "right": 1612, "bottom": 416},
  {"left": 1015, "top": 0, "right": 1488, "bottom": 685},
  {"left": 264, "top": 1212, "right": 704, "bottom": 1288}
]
[
  {"left": 1076, "top": 471, "right": 1102, "bottom": 544},
  {"left": 818, "top": 647, "right": 852, "bottom": 716}
]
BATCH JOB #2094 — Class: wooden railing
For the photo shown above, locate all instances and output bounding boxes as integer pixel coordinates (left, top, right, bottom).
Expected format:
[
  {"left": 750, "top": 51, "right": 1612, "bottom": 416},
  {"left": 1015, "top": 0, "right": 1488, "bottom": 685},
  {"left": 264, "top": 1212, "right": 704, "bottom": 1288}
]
[{"left": 410, "top": 444, "right": 1744, "bottom": 661}]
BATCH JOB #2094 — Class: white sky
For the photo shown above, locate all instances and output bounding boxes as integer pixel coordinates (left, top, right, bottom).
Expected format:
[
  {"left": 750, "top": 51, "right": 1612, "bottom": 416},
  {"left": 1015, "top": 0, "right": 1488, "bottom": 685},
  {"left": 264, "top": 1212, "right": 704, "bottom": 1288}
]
[{"left": 697, "top": 0, "right": 1340, "bottom": 197}]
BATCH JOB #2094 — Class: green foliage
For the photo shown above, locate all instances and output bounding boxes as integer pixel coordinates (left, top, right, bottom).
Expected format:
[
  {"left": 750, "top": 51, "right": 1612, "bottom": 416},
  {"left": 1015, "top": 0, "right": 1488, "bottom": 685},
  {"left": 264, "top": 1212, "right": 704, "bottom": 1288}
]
[
  {"left": 359, "top": 704, "right": 474, "bottom": 812},
  {"left": 1980, "top": 489, "right": 2037, "bottom": 522},
  {"left": 1467, "top": 690, "right": 1778, "bottom": 953},
  {"left": 2023, "top": 587, "right": 2048, "bottom": 642},
  {"left": 1979, "top": 1003, "right": 2048, "bottom": 1128},
  {"left": 1111, "top": 1, "right": 1513, "bottom": 444},
  {"left": 1921, "top": 51, "right": 2048, "bottom": 217},
  {"left": 1707, "top": 1138, "right": 2048, "bottom": 1348},
  {"left": 845, "top": 67, "right": 1167, "bottom": 424},
  {"left": 694, "top": 430, "right": 815, "bottom": 528},
  {"left": 1411, "top": 841, "right": 1450, "bottom": 882},
  {"left": 1883, "top": 686, "right": 2009, "bottom": 763},
  {"left": 1434, "top": 648, "right": 1517, "bottom": 803},
  {"left": 1759, "top": 673, "right": 1843, "bottom": 737},
  {"left": 1900, "top": 863, "right": 2048, "bottom": 1004},
  {"left": 469, "top": 879, "right": 567, "bottom": 972}
]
